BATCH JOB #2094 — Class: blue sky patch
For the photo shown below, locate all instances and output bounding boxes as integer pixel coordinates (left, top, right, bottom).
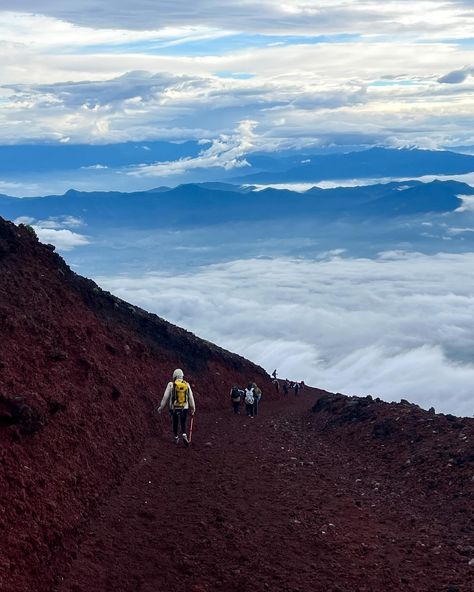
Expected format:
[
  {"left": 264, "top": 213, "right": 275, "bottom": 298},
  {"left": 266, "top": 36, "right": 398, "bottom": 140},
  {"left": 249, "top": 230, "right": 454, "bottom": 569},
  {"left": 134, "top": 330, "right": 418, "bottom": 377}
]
[
  {"left": 369, "top": 80, "right": 417, "bottom": 87},
  {"left": 52, "top": 32, "right": 361, "bottom": 57},
  {"left": 215, "top": 71, "right": 255, "bottom": 80}
]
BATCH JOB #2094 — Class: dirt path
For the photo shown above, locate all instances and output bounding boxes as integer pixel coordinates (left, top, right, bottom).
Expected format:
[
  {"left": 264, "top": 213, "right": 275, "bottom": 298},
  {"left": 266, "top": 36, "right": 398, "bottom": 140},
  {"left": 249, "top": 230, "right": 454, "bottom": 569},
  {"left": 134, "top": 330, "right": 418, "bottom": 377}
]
[{"left": 54, "top": 394, "right": 472, "bottom": 592}]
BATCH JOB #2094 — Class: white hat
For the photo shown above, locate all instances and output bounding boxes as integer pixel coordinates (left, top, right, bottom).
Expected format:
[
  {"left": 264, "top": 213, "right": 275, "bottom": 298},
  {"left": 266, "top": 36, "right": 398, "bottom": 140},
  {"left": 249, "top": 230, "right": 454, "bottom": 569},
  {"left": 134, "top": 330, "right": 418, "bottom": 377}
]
[{"left": 173, "top": 368, "right": 184, "bottom": 380}]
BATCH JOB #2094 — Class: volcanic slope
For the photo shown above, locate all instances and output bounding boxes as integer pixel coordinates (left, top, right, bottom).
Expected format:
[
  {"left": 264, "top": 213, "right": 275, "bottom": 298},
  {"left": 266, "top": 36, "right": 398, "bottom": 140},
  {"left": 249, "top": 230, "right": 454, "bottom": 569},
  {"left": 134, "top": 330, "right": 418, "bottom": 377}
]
[
  {"left": 0, "top": 217, "right": 473, "bottom": 592},
  {"left": 0, "top": 217, "right": 273, "bottom": 592}
]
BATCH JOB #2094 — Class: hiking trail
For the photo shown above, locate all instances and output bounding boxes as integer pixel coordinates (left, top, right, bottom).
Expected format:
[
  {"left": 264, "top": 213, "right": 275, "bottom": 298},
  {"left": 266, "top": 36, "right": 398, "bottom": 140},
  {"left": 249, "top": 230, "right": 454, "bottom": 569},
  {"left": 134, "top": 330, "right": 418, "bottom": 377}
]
[{"left": 53, "top": 393, "right": 473, "bottom": 592}]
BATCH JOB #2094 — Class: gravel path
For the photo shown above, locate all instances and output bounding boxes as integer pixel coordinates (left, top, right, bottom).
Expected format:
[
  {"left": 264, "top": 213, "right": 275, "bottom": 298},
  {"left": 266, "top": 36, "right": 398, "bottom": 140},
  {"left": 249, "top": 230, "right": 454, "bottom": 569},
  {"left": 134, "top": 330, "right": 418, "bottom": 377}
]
[{"left": 54, "top": 393, "right": 473, "bottom": 592}]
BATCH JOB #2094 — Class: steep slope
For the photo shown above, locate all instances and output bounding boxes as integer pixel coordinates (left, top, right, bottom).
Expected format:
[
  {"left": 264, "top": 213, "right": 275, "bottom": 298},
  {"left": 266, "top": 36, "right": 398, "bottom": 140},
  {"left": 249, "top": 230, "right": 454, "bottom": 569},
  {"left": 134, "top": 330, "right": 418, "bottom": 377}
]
[{"left": 0, "top": 217, "right": 273, "bottom": 592}]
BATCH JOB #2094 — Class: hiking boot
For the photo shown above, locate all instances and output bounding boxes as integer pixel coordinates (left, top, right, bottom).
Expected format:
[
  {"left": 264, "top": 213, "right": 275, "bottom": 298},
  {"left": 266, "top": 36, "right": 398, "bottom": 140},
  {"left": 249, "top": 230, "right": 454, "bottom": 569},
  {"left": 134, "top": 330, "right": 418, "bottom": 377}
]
[
  {"left": 182, "top": 433, "right": 190, "bottom": 447},
  {"left": 174, "top": 436, "right": 179, "bottom": 445}
]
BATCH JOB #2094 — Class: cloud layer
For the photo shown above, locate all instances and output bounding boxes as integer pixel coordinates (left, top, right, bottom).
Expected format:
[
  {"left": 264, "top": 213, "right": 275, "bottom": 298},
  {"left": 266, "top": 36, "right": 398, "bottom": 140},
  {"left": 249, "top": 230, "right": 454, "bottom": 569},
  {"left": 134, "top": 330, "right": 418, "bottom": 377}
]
[
  {"left": 14, "top": 215, "right": 89, "bottom": 250},
  {"left": 0, "top": 3, "right": 473, "bottom": 150},
  {"left": 98, "top": 252, "right": 474, "bottom": 417},
  {"left": 4, "top": 1, "right": 474, "bottom": 36}
]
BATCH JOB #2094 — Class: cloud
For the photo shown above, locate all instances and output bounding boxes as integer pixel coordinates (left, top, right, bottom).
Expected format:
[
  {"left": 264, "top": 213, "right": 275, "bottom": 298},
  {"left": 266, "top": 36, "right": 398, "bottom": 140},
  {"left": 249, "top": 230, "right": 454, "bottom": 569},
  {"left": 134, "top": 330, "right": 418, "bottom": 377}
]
[
  {"left": 0, "top": 5, "right": 473, "bottom": 150},
  {"left": 97, "top": 252, "right": 474, "bottom": 417},
  {"left": 2, "top": 1, "right": 473, "bottom": 38},
  {"left": 1, "top": 68, "right": 370, "bottom": 146},
  {"left": 129, "top": 119, "right": 256, "bottom": 176},
  {"left": 438, "top": 66, "right": 474, "bottom": 84},
  {"left": 32, "top": 226, "right": 89, "bottom": 250},
  {"left": 14, "top": 215, "right": 89, "bottom": 249}
]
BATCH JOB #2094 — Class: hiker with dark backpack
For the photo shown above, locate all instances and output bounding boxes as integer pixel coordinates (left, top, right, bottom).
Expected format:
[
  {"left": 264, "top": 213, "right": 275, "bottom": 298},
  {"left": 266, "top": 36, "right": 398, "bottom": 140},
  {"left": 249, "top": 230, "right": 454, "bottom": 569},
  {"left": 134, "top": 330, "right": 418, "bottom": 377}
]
[
  {"left": 230, "top": 386, "right": 243, "bottom": 414},
  {"left": 158, "top": 368, "right": 195, "bottom": 447},
  {"left": 244, "top": 383, "right": 255, "bottom": 418}
]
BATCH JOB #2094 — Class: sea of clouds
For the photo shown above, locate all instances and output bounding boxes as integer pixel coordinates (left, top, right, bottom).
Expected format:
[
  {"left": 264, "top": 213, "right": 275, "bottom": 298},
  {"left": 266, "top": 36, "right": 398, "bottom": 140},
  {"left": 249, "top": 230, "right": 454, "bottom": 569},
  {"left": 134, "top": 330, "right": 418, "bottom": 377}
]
[{"left": 98, "top": 251, "right": 474, "bottom": 417}]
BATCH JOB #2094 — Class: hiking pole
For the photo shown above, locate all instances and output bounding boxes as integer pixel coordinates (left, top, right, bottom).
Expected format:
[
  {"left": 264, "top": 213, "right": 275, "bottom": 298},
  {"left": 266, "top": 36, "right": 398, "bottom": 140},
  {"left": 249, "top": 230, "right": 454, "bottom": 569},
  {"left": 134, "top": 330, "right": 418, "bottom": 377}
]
[{"left": 188, "top": 414, "right": 195, "bottom": 444}]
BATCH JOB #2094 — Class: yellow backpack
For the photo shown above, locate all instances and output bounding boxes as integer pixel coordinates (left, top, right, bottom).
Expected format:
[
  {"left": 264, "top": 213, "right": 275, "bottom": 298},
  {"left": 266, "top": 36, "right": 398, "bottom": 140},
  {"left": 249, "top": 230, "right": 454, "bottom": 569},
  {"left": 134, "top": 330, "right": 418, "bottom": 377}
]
[{"left": 171, "top": 379, "right": 189, "bottom": 409}]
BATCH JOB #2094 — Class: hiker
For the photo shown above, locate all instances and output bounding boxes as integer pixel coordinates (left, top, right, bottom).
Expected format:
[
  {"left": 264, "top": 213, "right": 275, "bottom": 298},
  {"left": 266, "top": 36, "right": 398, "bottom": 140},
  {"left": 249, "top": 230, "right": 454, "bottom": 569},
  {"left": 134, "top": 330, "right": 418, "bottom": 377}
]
[
  {"left": 273, "top": 379, "right": 280, "bottom": 394},
  {"left": 252, "top": 382, "right": 262, "bottom": 416},
  {"left": 244, "top": 383, "right": 255, "bottom": 418},
  {"left": 294, "top": 381, "right": 300, "bottom": 396},
  {"left": 283, "top": 380, "right": 289, "bottom": 396},
  {"left": 230, "top": 385, "right": 243, "bottom": 414},
  {"left": 158, "top": 368, "right": 195, "bottom": 446},
  {"left": 272, "top": 369, "right": 277, "bottom": 380}
]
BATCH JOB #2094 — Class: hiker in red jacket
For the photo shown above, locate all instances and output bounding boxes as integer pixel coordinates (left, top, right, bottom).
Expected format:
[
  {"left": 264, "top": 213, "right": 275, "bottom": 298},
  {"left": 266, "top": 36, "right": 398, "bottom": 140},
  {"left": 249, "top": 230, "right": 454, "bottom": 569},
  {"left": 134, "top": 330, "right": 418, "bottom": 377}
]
[{"left": 158, "top": 368, "right": 195, "bottom": 446}]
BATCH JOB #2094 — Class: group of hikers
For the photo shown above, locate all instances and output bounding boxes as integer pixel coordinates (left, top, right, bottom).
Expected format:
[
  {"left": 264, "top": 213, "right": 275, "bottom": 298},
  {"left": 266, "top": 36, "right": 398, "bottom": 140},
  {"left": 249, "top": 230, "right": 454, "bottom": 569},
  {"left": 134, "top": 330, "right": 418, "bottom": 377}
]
[
  {"left": 272, "top": 368, "right": 305, "bottom": 396},
  {"left": 229, "top": 383, "right": 262, "bottom": 417},
  {"left": 157, "top": 367, "right": 304, "bottom": 447}
]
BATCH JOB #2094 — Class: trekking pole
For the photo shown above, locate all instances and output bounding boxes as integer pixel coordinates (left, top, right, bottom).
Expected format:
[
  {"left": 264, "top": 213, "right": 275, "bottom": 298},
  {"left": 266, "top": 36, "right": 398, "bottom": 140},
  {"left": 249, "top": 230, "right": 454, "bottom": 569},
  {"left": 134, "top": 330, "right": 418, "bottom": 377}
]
[{"left": 188, "top": 414, "right": 195, "bottom": 444}]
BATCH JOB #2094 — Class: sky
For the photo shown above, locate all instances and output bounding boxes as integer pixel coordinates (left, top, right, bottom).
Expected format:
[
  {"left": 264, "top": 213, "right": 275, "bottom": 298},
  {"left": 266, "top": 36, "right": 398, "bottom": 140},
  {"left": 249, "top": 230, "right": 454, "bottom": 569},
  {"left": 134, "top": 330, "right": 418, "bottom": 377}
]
[{"left": 0, "top": 1, "right": 473, "bottom": 156}]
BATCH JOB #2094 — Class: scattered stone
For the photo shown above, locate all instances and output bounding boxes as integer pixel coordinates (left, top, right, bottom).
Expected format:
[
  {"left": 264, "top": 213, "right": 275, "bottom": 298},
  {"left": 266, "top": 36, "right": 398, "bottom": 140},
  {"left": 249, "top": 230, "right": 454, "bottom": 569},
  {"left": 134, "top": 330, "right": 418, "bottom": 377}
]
[{"left": 48, "top": 350, "right": 68, "bottom": 362}]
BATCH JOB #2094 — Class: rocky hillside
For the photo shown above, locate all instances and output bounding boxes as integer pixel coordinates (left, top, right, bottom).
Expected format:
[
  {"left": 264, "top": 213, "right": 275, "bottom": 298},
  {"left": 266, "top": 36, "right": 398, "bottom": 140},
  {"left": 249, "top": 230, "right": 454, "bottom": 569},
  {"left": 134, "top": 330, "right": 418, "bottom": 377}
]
[{"left": 0, "top": 217, "right": 274, "bottom": 592}]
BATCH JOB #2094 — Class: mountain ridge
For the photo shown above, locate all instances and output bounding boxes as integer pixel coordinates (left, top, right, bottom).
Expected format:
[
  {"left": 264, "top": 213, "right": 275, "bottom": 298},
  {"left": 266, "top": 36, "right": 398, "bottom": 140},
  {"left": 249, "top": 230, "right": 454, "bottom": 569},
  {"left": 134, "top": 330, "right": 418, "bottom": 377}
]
[
  {"left": 0, "top": 180, "right": 472, "bottom": 231},
  {"left": 234, "top": 147, "right": 474, "bottom": 184}
]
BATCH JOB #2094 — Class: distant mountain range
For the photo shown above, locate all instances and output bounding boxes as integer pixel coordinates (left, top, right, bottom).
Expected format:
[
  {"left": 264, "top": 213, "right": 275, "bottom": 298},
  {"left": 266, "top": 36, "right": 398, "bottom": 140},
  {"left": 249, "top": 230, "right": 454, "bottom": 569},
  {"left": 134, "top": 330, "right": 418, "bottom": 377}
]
[
  {"left": 1, "top": 145, "right": 474, "bottom": 187},
  {"left": 234, "top": 147, "right": 474, "bottom": 184},
  {"left": 0, "top": 179, "right": 472, "bottom": 231}
]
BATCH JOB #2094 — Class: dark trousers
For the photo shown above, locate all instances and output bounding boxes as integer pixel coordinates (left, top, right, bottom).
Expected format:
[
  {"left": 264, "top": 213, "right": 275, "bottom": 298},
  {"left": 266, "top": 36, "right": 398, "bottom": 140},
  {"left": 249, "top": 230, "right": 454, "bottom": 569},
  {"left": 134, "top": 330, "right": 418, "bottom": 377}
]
[
  {"left": 245, "top": 403, "right": 254, "bottom": 417},
  {"left": 253, "top": 398, "right": 260, "bottom": 416},
  {"left": 171, "top": 409, "right": 188, "bottom": 437},
  {"left": 232, "top": 400, "right": 240, "bottom": 414}
]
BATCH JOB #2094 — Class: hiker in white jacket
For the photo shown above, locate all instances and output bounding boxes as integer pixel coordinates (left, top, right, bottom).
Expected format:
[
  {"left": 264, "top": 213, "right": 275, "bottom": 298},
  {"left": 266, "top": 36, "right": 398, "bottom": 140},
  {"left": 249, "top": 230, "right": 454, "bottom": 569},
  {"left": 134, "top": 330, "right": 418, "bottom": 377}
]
[{"left": 158, "top": 368, "right": 195, "bottom": 446}]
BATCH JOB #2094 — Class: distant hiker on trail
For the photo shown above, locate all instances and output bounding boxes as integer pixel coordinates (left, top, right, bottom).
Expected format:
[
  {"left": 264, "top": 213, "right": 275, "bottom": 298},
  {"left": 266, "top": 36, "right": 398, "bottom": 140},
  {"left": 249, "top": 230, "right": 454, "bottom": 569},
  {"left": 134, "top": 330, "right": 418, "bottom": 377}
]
[
  {"left": 293, "top": 381, "right": 300, "bottom": 396},
  {"left": 252, "top": 382, "right": 262, "bottom": 416},
  {"left": 158, "top": 368, "right": 195, "bottom": 447},
  {"left": 283, "top": 380, "right": 290, "bottom": 396},
  {"left": 230, "top": 386, "right": 243, "bottom": 414},
  {"left": 244, "top": 383, "right": 255, "bottom": 418},
  {"left": 273, "top": 379, "right": 280, "bottom": 394},
  {"left": 272, "top": 369, "right": 277, "bottom": 379}
]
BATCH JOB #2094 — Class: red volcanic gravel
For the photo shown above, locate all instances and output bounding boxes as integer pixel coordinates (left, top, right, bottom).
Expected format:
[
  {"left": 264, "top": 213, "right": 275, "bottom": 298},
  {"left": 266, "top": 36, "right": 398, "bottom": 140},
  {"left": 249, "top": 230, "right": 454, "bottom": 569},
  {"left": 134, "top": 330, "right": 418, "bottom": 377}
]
[
  {"left": 0, "top": 218, "right": 473, "bottom": 592},
  {"left": 53, "top": 394, "right": 474, "bottom": 592}
]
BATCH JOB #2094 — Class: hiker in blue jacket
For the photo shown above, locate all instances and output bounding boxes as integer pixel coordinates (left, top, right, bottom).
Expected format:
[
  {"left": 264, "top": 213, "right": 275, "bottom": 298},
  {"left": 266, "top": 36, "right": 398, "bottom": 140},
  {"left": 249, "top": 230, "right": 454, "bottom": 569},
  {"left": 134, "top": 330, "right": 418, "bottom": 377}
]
[{"left": 158, "top": 368, "right": 195, "bottom": 446}]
